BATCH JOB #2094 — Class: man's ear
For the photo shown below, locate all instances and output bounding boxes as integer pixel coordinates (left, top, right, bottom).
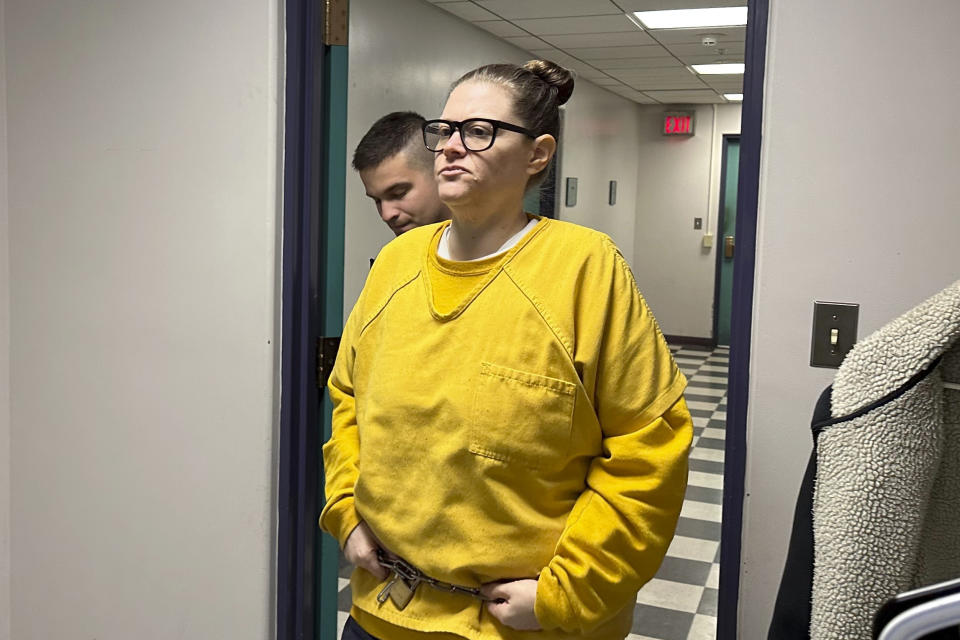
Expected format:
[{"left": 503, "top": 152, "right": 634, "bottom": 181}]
[{"left": 527, "top": 134, "right": 557, "bottom": 176}]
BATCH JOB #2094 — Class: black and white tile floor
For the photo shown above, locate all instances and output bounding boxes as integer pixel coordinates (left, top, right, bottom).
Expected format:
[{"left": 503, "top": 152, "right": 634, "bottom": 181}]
[
  {"left": 628, "top": 344, "right": 727, "bottom": 640},
  {"left": 335, "top": 344, "right": 729, "bottom": 640}
]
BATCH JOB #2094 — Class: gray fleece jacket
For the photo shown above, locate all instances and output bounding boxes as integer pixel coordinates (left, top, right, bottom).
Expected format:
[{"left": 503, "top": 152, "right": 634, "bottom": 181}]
[{"left": 810, "top": 279, "right": 960, "bottom": 639}]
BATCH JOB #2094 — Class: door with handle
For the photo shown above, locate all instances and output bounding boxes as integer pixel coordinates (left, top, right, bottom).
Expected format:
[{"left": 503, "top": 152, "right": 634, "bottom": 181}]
[
  {"left": 714, "top": 136, "right": 740, "bottom": 346},
  {"left": 724, "top": 234, "right": 736, "bottom": 259}
]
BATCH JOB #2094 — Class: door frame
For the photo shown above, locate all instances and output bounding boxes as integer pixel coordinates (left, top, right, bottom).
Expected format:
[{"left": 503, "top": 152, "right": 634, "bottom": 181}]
[
  {"left": 717, "top": 0, "right": 770, "bottom": 638},
  {"left": 276, "top": 0, "right": 330, "bottom": 638},
  {"left": 276, "top": 0, "right": 772, "bottom": 637},
  {"left": 711, "top": 133, "right": 741, "bottom": 346}
]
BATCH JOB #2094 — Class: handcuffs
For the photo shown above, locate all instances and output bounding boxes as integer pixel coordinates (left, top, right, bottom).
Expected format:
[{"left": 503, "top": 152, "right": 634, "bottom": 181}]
[{"left": 375, "top": 549, "right": 497, "bottom": 610}]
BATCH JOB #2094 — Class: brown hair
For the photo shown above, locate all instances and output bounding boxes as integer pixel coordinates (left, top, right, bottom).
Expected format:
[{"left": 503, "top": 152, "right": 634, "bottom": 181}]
[
  {"left": 352, "top": 111, "right": 433, "bottom": 173},
  {"left": 451, "top": 60, "right": 575, "bottom": 188}
]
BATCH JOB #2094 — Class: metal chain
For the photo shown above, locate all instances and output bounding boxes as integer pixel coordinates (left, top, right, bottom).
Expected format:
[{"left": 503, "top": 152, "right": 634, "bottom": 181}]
[{"left": 376, "top": 550, "right": 494, "bottom": 602}]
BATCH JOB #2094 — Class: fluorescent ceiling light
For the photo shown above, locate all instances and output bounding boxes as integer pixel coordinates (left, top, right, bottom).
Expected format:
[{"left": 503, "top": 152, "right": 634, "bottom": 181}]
[
  {"left": 632, "top": 7, "right": 747, "bottom": 30},
  {"left": 724, "top": 93, "right": 744, "bottom": 101},
  {"left": 692, "top": 63, "right": 745, "bottom": 74}
]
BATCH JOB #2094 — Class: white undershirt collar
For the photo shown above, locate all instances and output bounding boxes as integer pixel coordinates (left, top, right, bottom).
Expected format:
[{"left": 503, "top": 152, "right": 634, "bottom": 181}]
[{"left": 437, "top": 217, "right": 539, "bottom": 262}]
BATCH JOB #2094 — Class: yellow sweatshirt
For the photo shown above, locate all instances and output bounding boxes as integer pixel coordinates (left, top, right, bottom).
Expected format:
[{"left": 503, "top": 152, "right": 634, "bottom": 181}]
[{"left": 320, "top": 218, "right": 692, "bottom": 639}]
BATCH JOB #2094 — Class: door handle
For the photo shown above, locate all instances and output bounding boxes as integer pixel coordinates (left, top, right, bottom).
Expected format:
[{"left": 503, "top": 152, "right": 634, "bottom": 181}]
[{"left": 724, "top": 235, "right": 735, "bottom": 258}]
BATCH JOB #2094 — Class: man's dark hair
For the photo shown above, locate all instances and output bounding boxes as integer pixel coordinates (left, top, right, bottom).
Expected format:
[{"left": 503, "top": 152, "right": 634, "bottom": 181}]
[{"left": 352, "top": 111, "right": 432, "bottom": 172}]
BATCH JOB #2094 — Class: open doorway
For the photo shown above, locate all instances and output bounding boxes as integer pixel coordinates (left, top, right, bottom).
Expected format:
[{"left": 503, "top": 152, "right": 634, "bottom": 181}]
[
  {"left": 277, "top": 0, "right": 770, "bottom": 638},
  {"left": 714, "top": 134, "right": 741, "bottom": 347}
]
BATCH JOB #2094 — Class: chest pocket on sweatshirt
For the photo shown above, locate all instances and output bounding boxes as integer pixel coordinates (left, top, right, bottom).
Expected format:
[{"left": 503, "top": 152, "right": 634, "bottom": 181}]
[{"left": 470, "top": 362, "right": 575, "bottom": 470}]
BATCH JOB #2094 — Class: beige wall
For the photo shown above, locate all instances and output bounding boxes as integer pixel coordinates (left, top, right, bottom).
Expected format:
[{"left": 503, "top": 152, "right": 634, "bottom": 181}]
[
  {"left": 558, "top": 79, "right": 645, "bottom": 262},
  {"left": 632, "top": 103, "right": 741, "bottom": 339},
  {"left": 0, "top": 0, "right": 10, "bottom": 637},
  {"left": 739, "top": 0, "right": 960, "bottom": 636},
  {"left": 343, "top": 0, "right": 646, "bottom": 316},
  {"left": 4, "top": 1, "right": 281, "bottom": 638}
]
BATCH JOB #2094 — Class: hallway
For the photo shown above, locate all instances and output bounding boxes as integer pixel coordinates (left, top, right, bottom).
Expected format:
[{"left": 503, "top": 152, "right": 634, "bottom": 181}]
[{"left": 335, "top": 345, "right": 729, "bottom": 640}]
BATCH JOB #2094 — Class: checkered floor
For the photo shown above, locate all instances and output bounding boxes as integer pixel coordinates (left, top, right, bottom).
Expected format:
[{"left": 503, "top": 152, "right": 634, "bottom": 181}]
[
  {"left": 335, "top": 344, "right": 728, "bottom": 639},
  {"left": 628, "top": 344, "right": 727, "bottom": 640}
]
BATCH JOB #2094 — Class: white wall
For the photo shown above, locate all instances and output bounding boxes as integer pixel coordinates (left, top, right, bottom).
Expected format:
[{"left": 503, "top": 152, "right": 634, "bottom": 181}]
[
  {"left": 558, "top": 80, "right": 645, "bottom": 263},
  {"left": 0, "top": 0, "right": 11, "bottom": 637},
  {"left": 344, "top": 0, "right": 645, "bottom": 316},
  {"left": 632, "top": 103, "right": 741, "bottom": 338},
  {"left": 5, "top": 1, "right": 281, "bottom": 638},
  {"left": 739, "top": 0, "right": 960, "bottom": 637}
]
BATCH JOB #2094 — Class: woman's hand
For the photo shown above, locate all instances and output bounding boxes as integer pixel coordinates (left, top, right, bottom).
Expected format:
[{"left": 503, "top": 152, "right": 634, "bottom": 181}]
[
  {"left": 481, "top": 579, "right": 542, "bottom": 631},
  {"left": 343, "top": 521, "right": 389, "bottom": 581}
]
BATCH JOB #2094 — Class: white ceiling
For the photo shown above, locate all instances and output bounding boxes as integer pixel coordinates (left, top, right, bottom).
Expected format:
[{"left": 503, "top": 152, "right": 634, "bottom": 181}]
[{"left": 425, "top": 0, "right": 747, "bottom": 105}]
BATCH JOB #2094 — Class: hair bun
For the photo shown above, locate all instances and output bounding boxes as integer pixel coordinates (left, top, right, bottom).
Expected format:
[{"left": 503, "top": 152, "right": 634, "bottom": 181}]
[{"left": 523, "top": 59, "right": 575, "bottom": 106}]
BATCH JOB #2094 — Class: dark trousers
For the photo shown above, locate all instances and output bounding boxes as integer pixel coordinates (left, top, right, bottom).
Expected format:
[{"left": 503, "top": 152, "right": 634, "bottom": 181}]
[{"left": 341, "top": 616, "right": 380, "bottom": 640}]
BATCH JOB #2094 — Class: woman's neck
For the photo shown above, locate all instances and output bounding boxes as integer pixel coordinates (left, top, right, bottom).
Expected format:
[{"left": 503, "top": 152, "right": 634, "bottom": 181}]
[{"left": 446, "top": 205, "right": 529, "bottom": 261}]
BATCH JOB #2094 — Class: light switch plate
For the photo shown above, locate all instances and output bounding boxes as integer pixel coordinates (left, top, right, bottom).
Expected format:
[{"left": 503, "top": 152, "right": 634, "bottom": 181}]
[
  {"left": 810, "top": 301, "right": 859, "bottom": 368},
  {"left": 565, "top": 177, "right": 578, "bottom": 207}
]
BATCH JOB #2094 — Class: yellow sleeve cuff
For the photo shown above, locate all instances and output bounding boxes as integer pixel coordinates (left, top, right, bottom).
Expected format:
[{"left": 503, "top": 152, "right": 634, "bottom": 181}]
[
  {"left": 318, "top": 496, "right": 362, "bottom": 549},
  {"left": 535, "top": 566, "right": 578, "bottom": 632}
]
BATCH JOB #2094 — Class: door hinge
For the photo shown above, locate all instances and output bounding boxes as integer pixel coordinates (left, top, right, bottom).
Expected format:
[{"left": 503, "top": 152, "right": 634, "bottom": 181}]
[
  {"left": 323, "top": 0, "right": 349, "bottom": 46},
  {"left": 317, "top": 336, "right": 341, "bottom": 388}
]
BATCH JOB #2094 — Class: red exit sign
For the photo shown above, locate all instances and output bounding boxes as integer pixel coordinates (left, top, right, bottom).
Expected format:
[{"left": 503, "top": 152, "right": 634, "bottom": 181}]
[{"left": 664, "top": 112, "right": 695, "bottom": 136}]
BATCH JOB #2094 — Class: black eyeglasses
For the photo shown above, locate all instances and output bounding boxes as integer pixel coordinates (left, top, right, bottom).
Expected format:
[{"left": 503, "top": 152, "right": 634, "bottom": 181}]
[{"left": 422, "top": 118, "right": 537, "bottom": 152}]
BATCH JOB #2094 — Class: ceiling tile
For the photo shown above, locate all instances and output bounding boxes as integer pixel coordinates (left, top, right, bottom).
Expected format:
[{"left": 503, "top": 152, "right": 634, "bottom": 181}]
[
  {"left": 676, "top": 53, "right": 745, "bottom": 65},
  {"left": 628, "top": 80, "right": 707, "bottom": 91},
  {"left": 701, "top": 76, "right": 744, "bottom": 90},
  {"left": 591, "top": 77, "right": 623, "bottom": 86},
  {"left": 649, "top": 26, "right": 746, "bottom": 45},
  {"left": 472, "top": 20, "right": 530, "bottom": 37},
  {"left": 706, "top": 86, "right": 744, "bottom": 96},
  {"left": 644, "top": 89, "right": 724, "bottom": 104},
  {"left": 614, "top": 74, "right": 704, "bottom": 86},
  {"left": 565, "top": 63, "right": 609, "bottom": 80},
  {"left": 607, "top": 67, "right": 697, "bottom": 81},
  {"left": 565, "top": 45, "right": 670, "bottom": 60},
  {"left": 698, "top": 73, "right": 744, "bottom": 82},
  {"left": 578, "top": 72, "right": 616, "bottom": 83},
  {"left": 608, "top": 70, "right": 705, "bottom": 87},
  {"left": 591, "top": 56, "right": 683, "bottom": 70},
  {"left": 503, "top": 35, "right": 553, "bottom": 49},
  {"left": 527, "top": 50, "right": 582, "bottom": 69},
  {"left": 434, "top": 1, "right": 500, "bottom": 21},
  {"left": 576, "top": 73, "right": 621, "bottom": 86},
  {"left": 513, "top": 15, "right": 638, "bottom": 35},
  {"left": 634, "top": 78, "right": 704, "bottom": 87},
  {"left": 540, "top": 31, "right": 655, "bottom": 48},
  {"left": 475, "top": 0, "right": 623, "bottom": 20},
  {"left": 701, "top": 76, "right": 743, "bottom": 85},
  {"left": 663, "top": 42, "right": 745, "bottom": 58},
  {"left": 603, "top": 86, "right": 658, "bottom": 104},
  {"left": 526, "top": 50, "right": 584, "bottom": 68},
  {"left": 528, "top": 47, "right": 564, "bottom": 56},
  {"left": 617, "top": 0, "right": 746, "bottom": 9}
]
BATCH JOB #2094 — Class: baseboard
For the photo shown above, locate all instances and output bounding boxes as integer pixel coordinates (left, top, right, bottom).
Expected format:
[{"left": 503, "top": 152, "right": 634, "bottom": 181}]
[{"left": 664, "top": 334, "right": 716, "bottom": 350}]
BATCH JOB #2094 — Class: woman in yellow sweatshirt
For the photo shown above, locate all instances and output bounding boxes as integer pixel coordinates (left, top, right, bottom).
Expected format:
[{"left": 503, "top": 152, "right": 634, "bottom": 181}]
[{"left": 321, "top": 60, "right": 693, "bottom": 640}]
